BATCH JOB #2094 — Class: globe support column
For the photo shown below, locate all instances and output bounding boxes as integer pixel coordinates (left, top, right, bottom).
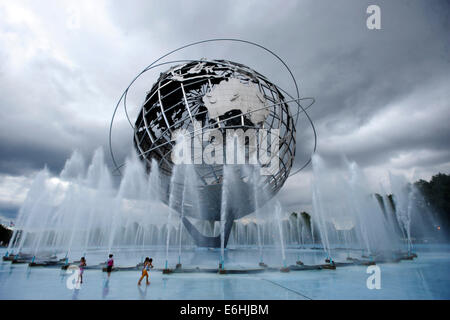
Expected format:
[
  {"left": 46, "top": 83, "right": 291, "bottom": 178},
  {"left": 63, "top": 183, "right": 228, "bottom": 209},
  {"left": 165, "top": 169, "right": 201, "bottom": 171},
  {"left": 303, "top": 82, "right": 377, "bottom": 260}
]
[{"left": 182, "top": 215, "right": 234, "bottom": 248}]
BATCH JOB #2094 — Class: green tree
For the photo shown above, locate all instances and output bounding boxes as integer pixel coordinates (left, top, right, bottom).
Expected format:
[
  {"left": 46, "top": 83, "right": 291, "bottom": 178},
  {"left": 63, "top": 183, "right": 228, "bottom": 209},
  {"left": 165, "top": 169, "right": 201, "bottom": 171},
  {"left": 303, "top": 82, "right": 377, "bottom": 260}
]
[{"left": 414, "top": 173, "right": 450, "bottom": 235}]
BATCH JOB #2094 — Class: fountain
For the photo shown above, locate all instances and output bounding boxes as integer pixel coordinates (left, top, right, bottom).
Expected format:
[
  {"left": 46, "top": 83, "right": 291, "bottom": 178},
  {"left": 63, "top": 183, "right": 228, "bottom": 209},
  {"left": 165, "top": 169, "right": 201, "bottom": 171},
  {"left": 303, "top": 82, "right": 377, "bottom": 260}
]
[
  {"left": 6, "top": 148, "right": 174, "bottom": 261},
  {"left": 309, "top": 153, "right": 435, "bottom": 264},
  {"left": 3, "top": 148, "right": 436, "bottom": 283}
]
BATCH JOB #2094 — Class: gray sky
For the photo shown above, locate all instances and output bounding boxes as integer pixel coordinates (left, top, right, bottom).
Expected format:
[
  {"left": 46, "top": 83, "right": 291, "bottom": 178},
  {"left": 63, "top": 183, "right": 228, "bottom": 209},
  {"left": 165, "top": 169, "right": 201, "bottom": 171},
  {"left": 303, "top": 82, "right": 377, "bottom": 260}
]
[{"left": 0, "top": 0, "right": 449, "bottom": 219}]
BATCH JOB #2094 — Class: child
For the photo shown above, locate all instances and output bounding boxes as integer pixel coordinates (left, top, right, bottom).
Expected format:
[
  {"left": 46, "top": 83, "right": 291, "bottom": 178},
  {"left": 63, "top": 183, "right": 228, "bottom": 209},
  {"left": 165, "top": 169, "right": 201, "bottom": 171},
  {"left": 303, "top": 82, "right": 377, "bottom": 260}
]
[
  {"left": 138, "top": 257, "right": 153, "bottom": 285},
  {"left": 106, "top": 254, "right": 114, "bottom": 277},
  {"left": 78, "top": 257, "right": 86, "bottom": 284}
]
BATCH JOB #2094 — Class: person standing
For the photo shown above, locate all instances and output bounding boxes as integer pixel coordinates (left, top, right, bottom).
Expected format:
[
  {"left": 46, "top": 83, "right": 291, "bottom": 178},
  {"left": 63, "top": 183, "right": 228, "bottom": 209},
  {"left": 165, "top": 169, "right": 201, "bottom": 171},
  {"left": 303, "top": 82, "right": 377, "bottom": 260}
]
[
  {"left": 78, "top": 257, "right": 86, "bottom": 284},
  {"left": 106, "top": 254, "right": 114, "bottom": 278}
]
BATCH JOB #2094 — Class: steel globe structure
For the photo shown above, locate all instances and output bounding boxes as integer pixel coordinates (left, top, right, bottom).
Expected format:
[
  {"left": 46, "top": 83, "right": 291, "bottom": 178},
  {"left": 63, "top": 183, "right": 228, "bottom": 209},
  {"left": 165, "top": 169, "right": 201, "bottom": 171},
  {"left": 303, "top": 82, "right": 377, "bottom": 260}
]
[
  {"left": 134, "top": 60, "right": 295, "bottom": 188},
  {"left": 132, "top": 59, "right": 295, "bottom": 246},
  {"left": 110, "top": 39, "right": 316, "bottom": 247}
]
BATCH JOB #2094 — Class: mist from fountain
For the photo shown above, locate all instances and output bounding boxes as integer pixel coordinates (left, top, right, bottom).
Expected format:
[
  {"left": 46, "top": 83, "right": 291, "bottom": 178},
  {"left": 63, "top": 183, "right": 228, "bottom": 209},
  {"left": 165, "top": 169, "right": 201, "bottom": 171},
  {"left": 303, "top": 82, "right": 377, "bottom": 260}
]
[
  {"left": 275, "top": 201, "right": 287, "bottom": 267},
  {"left": 177, "top": 172, "right": 187, "bottom": 266},
  {"left": 8, "top": 145, "right": 438, "bottom": 269},
  {"left": 8, "top": 141, "right": 319, "bottom": 266},
  {"left": 165, "top": 165, "right": 179, "bottom": 269},
  {"left": 310, "top": 153, "right": 439, "bottom": 262},
  {"left": 7, "top": 148, "right": 175, "bottom": 260},
  {"left": 386, "top": 172, "right": 441, "bottom": 254},
  {"left": 252, "top": 166, "right": 265, "bottom": 263},
  {"left": 311, "top": 154, "right": 403, "bottom": 260}
]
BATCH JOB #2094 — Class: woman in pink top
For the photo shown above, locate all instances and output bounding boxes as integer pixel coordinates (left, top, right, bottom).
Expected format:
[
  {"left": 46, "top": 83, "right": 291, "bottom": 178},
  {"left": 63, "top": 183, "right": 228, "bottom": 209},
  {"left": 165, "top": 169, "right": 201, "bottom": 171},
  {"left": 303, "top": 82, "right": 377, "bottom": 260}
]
[{"left": 106, "top": 254, "right": 114, "bottom": 278}]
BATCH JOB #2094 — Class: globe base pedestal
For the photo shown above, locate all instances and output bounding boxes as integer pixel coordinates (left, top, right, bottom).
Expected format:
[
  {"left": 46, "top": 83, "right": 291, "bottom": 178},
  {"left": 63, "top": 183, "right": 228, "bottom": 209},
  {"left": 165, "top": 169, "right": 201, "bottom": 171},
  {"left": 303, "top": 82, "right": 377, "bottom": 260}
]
[{"left": 182, "top": 216, "right": 234, "bottom": 248}]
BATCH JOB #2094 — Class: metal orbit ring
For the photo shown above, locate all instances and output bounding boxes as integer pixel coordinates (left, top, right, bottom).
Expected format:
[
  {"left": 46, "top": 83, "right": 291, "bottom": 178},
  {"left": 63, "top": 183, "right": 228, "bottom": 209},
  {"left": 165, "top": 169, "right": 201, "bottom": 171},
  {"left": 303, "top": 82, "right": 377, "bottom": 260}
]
[{"left": 109, "top": 38, "right": 317, "bottom": 177}]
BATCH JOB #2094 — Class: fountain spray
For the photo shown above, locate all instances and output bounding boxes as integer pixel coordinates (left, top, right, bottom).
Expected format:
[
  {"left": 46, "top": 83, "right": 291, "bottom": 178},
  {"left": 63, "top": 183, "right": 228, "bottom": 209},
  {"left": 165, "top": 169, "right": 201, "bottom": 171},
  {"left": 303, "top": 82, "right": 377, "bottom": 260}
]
[
  {"left": 219, "top": 166, "right": 231, "bottom": 271},
  {"left": 275, "top": 201, "right": 287, "bottom": 269}
]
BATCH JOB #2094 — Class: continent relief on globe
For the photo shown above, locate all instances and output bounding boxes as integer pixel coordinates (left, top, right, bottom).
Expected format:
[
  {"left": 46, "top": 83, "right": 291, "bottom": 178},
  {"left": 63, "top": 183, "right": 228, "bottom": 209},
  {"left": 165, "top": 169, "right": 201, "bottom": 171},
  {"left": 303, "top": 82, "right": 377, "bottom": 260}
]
[{"left": 202, "top": 78, "right": 269, "bottom": 125}]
